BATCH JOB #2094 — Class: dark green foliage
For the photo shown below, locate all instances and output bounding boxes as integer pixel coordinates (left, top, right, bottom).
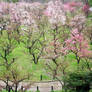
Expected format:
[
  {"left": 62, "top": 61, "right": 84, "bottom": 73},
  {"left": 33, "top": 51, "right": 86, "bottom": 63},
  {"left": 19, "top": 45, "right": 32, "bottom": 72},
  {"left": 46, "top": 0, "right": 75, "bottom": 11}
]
[
  {"left": 63, "top": 71, "right": 92, "bottom": 92},
  {"left": 89, "top": 0, "right": 92, "bottom": 6}
]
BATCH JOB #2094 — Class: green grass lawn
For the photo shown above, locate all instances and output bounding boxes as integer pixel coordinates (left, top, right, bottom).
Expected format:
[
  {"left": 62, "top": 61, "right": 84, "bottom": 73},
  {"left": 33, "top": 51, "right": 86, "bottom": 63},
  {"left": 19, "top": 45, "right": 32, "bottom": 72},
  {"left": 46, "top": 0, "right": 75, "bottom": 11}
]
[
  {"left": 12, "top": 43, "right": 77, "bottom": 81},
  {"left": 0, "top": 38, "right": 77, "bottom": 82},
  {"left": 10, "top": 43, "right": 52, "bottom": 81},
  {"left": 12, "top": 44, "right": 77, "bottom": 81}
]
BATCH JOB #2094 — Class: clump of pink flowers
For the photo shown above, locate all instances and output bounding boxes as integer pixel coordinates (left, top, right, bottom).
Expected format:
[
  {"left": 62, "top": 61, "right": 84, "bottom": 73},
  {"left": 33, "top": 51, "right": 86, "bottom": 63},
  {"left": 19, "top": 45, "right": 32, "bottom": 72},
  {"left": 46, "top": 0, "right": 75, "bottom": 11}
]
[
  {"left": 10, "top": 2, "right": 43, "bottom": 25},
  {"left": 62, "top": 28, "right": 91, "bottom": 58},
  {"left": 0, "top": 0, "right": 86, "bottom": 28},
  {"left": 0, "top": 2, "right": 44, "bottom": 27},
  {"left": 44, "top": 0, "right": 66, "bottom": 25},
  {"left": 82, "top": 3, "right": 89, "bottom": 13},
  {"left": 63, "top": 1, "right": 82, "bottom": 12},
  {"left": 69, "top": 14, "right": 86, "bottom": 30}
]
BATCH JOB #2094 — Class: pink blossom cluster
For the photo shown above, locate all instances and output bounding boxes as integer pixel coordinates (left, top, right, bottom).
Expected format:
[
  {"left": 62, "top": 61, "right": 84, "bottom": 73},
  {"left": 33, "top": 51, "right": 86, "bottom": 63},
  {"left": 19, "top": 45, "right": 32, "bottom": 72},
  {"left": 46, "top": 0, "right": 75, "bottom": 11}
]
[
  {"left": 44, "top": 0, "right": 66, "bottom": 25},
  {"left": 0, "top": 2, "right": 43, "bottom": 27},
  {"left": 0, "top": 0, "right": 87, "bottom": 30},
  {"left": 10, "top": 2, "right": 43, "bottom": 26},
  {"left": 46, "top": 40, "right": 61, "bottom": 54},
  {"left": 0, "top": 2, "right": 10, "bottom": 16},
  {"left": 63, "top": 1, "right": 82, "bottom": 12},
  {"left": 69, "top": 14, "right": 86, "bottom": 30},
  {"left": 44, "top": 0, "right": 84, "bottom": 27},
  {"left": 82, "top": 4, "right": 89, "bottom": 13},
  {"left": 44, "top": 39, "right": 62, "bottom": 60},
  {"left": 62, "top": 28, "right": 91, "bottom": 57}
]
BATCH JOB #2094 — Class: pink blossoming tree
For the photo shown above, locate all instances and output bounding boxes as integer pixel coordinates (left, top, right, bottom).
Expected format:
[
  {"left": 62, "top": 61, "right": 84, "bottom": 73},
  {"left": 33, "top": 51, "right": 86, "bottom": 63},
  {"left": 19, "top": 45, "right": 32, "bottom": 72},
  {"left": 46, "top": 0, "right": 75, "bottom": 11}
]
[{"left": 62, "top": 28, "right": 91, "bottom": 64}]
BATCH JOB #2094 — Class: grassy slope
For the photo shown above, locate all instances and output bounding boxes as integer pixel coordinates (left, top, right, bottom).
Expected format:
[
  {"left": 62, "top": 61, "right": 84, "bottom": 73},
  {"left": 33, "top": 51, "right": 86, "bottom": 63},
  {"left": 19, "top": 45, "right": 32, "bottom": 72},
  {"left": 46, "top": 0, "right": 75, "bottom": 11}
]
[
  {"left": 11, "top": 43, "right": 52, "bottom": 81},
  {"left": 0, "top": 30, "right": 77, "bottom": 81},
  {"left": 12, "top": 43, "right": 76, "bottom": 81}
]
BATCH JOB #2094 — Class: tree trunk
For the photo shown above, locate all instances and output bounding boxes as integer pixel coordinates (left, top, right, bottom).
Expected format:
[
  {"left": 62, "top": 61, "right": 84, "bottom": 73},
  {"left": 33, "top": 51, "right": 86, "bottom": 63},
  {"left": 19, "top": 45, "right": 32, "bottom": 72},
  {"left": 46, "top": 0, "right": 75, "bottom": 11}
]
[
  {"left": 8, "top": 86, "right": 11, "bottom": 92},
  {"left": 15, "top": 84, "right": 18, "bottom": 92},
  {"left": 6, "top": 79, "right": 9, "bottom": 91}
]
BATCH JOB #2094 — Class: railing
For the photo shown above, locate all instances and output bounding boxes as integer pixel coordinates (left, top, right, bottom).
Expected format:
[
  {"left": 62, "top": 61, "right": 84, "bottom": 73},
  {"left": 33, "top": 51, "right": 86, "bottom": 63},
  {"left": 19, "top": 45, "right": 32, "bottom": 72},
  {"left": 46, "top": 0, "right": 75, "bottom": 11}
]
[
  {"left": 20, "top": 85, "right": 61, "bottom": 92},
  {"left": 19, "top": 80, "right": 62, "bottom": 92}
]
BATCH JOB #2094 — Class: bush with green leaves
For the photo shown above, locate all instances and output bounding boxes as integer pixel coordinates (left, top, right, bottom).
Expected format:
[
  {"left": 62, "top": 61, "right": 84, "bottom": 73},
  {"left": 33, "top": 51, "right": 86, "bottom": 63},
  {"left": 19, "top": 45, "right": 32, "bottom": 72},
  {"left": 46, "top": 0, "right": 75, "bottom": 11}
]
[
  {"left": 89, "top": 0, "right": 92, "bottom": 6},
  {"left": 63, "top": 70, "right": 92, "bottom": 92}
]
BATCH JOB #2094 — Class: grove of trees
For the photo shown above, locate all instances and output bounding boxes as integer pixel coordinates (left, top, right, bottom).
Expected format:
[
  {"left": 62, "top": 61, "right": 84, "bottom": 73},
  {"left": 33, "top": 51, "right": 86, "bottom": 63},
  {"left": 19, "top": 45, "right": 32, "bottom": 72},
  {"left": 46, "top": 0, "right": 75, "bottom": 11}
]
[{"left": 0, "top": 0, "right": 92, "bottom": 92}]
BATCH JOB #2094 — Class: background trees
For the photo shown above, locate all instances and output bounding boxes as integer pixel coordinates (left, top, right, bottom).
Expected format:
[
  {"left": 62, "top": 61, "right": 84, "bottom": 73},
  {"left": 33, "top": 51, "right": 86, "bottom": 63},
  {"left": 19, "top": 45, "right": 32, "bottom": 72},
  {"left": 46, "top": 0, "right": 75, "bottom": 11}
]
[{"left": 0, "top": 0, "right": 92, "bottom": 92}]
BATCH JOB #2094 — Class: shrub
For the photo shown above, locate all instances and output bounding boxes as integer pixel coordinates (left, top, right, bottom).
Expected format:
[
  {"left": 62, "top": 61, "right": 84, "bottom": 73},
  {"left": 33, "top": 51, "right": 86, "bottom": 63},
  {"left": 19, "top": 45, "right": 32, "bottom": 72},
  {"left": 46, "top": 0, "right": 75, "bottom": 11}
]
[
  {"left": 63, "top": 70, "right": 92, "bottom": 92},
  {"left": 89, "top": 0, "right": 92, "bottom": 6}
]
